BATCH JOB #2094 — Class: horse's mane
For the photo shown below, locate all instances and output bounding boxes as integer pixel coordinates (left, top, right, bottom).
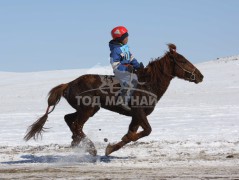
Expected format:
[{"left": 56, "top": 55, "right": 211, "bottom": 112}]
[
  {"left": 139, "top": 52, "right": 171, "bottom": 84},
  {"left": 138, "top": 44, "right": 176, "bottom": 84}
]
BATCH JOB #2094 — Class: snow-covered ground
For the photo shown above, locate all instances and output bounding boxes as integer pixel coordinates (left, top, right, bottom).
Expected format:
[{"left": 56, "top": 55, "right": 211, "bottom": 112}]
[{"left": 0, "top": 56, "right": 239, "bottom": 179}]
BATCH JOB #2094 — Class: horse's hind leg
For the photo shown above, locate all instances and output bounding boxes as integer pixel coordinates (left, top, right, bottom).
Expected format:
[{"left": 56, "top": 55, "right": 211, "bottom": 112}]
[
  {"left": 65, "top": 107, "right": 100, "bottom": 156},
  {"left": 64, "top": 112, "right": 81, "bottom": 145}
]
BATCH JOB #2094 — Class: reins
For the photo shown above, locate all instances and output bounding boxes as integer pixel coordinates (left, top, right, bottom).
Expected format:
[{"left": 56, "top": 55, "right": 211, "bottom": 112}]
[{"left": 169, "top": 54, "right": 196, "bottom": 81}]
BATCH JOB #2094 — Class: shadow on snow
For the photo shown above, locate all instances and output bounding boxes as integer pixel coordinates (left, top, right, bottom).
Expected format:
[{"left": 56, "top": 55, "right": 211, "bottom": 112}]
[{"left": 1, "top": 154, "right": 134, "bottom": 164}]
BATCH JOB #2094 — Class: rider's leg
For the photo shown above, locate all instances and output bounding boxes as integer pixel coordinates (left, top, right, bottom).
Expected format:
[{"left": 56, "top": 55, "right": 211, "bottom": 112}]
[{"left": 114, "top": 69, "right": 138, "bottom": 110}]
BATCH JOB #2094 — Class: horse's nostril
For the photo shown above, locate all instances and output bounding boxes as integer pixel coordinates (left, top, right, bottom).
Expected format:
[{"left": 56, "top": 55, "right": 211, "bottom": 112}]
[{"left": 199, "top": 74, "right": 204, "bottom": 81}]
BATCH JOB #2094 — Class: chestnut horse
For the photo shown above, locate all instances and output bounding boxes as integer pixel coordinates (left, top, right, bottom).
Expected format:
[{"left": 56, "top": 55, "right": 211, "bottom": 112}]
[{"left": 24, "top": 44, "right": 203, "bottom": 156}]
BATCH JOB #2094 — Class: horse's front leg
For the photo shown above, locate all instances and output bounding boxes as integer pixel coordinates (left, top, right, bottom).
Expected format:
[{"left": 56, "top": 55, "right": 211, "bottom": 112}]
[
  {"left": 105, "top": 122, "right": 139, "bottom": 156},
  {"left": 123, "top": 116, "right": 152, "bottom": 142},
  {"left": 106, "top": 110, "right": 151, "bottom": 156}
]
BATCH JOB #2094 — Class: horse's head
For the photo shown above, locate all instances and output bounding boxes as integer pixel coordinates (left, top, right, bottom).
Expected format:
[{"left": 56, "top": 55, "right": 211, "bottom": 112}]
[{"left": 167, "top": 44, "right": 204, "bottom": 84}]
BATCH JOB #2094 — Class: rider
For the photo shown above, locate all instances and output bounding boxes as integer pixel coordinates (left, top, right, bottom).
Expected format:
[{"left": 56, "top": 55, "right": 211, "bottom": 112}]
[{"left": 109, "top": 26, "right": 144, "bottom": 110}]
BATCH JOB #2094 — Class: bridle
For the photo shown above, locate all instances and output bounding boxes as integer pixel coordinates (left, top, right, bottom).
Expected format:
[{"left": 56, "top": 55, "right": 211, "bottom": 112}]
[{"left": 168, "top": 53, "right": 196, "bottom": 81}]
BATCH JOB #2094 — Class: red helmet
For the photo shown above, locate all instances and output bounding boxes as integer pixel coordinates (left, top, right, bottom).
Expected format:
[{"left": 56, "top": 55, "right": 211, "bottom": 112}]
[{"left": 111, "top": 26, "right": 128, "bottom": 39}]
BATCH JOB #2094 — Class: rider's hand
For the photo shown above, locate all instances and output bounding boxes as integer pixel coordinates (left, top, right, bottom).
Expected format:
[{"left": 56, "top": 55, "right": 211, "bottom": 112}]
[
  {"left": 127, "top": 65, "right": 134, "bottom": 73},
  {"left": 139, "top": 62, "right": 144, "bottom": 69}
]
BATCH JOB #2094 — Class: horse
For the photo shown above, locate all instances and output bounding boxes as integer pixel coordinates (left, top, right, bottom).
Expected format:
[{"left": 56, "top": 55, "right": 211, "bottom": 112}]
[{"left": 24, "top": 44, "right": 204, "bottom": 156}]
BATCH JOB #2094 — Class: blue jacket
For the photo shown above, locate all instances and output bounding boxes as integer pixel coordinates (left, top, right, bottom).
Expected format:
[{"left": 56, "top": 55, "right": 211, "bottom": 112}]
[{"left": 109, "top": 40, "right": 140, "bottom": 71}]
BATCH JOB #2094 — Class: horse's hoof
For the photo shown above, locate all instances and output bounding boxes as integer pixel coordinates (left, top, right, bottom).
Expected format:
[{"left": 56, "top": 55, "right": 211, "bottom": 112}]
[
  {"left": 81, "top": 137, "right": 97, "bottom": 156},
  {"left": 105, "top": 143, "right": 114, "bottom": 156},
  {"left": 88, "top": 148, "right": 97, "bottom": 156},
  {"left": 71, "top": 141, "right": 80, "bottom": 147}
]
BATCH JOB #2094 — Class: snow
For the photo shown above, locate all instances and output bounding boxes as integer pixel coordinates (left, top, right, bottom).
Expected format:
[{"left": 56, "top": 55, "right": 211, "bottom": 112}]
[{"left": 0, "top": 56, "right": 239, "bottom": 179}]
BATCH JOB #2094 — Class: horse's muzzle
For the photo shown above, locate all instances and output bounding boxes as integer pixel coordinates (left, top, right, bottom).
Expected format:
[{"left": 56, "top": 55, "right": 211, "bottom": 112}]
[{"left": 194, "top": 69, "right": 204, "bottom": 84}]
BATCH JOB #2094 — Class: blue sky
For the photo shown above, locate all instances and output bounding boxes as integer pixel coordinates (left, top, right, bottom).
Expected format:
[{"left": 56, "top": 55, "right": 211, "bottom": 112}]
[{"left": 0, "top": 0, "right": 238, "bottom": 72}]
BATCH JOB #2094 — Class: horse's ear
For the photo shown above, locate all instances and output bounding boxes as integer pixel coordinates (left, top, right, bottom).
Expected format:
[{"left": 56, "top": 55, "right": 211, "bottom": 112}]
[{"left": 167, "top": 43, "right": 177, "bottom": 54}]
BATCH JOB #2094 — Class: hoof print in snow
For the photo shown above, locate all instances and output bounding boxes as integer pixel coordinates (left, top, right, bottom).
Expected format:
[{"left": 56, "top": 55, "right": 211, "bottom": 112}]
[{"left": 226, "top": 155, "right": 234, "bottom": 159}]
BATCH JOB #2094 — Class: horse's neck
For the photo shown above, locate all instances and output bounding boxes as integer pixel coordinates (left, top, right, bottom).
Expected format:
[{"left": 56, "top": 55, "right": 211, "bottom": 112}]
[
  {"left": 157, "top": 77, "right": 171, "bottom": 100},
  {"left": 145, "top": 57, "right": 173, "bottom": 100},
  {"left": 153, "top": 72, "right": 172, "bottom": 101}
]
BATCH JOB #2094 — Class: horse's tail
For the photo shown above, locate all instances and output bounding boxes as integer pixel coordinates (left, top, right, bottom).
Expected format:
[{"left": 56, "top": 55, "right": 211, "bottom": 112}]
[{"left": 24, "top": 83, "right": 68, "bottom": 141}]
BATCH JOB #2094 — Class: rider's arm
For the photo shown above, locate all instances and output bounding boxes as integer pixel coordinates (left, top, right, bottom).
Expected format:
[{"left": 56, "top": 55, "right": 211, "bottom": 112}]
[
  {"left": 110, "top": 48, "right": 128, "bottom": 71},
  {"left": 129, "top": 52, "right": 140, "bottom": 69}
]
